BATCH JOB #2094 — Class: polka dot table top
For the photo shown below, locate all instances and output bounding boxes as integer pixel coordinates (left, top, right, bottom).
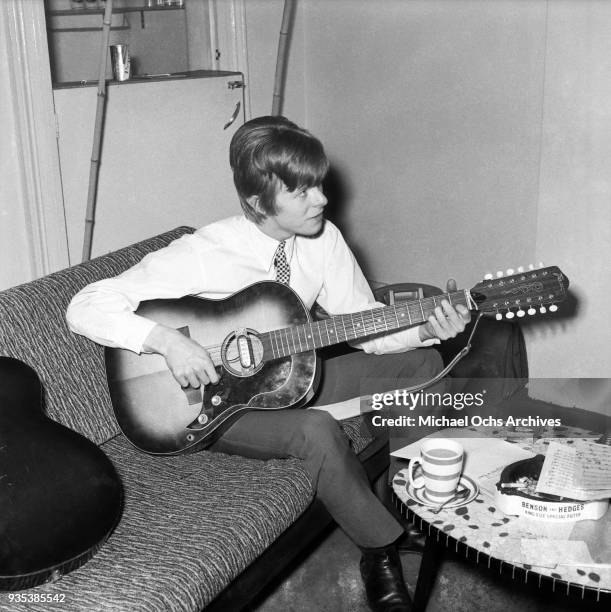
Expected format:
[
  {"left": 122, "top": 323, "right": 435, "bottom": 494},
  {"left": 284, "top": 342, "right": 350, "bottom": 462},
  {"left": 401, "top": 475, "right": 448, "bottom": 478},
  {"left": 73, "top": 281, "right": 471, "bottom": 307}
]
[{"left": 392, "top": 426, "right": 611, "bottom": 600}]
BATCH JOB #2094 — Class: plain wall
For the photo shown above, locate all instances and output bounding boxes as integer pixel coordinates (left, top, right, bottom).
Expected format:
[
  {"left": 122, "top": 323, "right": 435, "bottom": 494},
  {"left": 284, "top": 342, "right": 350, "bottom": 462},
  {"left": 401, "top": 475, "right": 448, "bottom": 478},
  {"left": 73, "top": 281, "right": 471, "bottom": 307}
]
[
  {"left": 242, "top": 0, "right": 611, "bottom": 393},
  {"left": 244, "top": 0, "right": 306, "bottom": 124},
  {"left": 301, "top": 0, "right": 544, "bottom": 288},
  {"left": 524, "top": 0, "right": 611, "bottom": 407}
]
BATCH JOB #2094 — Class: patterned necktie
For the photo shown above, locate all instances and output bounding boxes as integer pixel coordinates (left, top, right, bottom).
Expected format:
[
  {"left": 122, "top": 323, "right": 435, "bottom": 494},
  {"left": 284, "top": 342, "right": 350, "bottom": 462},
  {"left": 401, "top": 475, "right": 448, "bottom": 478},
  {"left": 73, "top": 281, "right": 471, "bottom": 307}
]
[{"left": 274, "top": 241, "right": 290, "bottom": 285}]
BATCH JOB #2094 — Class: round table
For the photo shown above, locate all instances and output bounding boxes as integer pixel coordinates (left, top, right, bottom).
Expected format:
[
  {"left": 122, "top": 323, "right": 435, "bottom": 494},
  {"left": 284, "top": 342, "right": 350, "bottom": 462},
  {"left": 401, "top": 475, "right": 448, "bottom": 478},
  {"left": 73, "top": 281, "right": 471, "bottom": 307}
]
[{"left": 391, "top": 430, "right": 611, "bottom": 611}]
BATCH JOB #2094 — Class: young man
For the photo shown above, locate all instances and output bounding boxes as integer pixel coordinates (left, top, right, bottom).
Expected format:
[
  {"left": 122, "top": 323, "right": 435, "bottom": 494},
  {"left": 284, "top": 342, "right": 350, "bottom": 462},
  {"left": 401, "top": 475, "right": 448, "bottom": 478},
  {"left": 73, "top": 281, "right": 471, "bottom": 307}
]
[{"left": 67, "top": 116, "right": 470, "bottom": 612}]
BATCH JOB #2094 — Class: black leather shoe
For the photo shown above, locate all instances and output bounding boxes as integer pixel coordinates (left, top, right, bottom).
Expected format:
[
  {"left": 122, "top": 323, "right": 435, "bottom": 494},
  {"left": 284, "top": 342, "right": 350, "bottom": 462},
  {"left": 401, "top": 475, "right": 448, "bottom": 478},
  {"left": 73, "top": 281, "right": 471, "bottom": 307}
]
[
  {"left": 360, "top": 545, "right": 413, "bottom": 612},
  {"left": 396, "top": 523, "right": 426, "bottom": 553}
]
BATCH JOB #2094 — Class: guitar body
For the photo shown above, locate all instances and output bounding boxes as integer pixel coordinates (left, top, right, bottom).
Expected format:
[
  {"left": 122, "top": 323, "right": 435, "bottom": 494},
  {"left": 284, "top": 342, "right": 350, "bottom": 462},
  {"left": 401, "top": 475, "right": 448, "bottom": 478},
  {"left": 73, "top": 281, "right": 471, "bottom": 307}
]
[
  {"left": 0, "top": 357, "right": 122, "bottom": 591},
  {"left": 106, "top": 281, "right": 318, "bottom": 455}
]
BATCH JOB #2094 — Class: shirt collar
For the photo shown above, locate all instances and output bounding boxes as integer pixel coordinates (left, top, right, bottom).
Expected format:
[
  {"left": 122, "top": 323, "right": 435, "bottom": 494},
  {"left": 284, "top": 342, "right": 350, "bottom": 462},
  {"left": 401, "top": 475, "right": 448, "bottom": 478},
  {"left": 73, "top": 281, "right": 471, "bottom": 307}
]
[{"left": 242, "top": 216, "right": 295, "bottom": 272}]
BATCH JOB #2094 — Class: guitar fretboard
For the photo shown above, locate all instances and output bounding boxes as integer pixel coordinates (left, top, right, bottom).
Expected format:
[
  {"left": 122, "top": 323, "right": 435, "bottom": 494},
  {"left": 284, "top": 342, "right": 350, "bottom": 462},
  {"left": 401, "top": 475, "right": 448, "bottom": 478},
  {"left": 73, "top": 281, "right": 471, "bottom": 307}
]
[{"left": 261, "top": 290, "right": 470, "bottom": 360}]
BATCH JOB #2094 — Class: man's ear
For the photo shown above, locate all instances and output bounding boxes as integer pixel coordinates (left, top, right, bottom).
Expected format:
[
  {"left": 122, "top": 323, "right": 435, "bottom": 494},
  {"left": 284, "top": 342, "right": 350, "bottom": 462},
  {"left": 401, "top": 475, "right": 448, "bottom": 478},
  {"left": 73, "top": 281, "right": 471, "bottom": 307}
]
[
  {"left": 247, "top": 195, "right": 261, "bottom": 212},
  {"left": 247, "top": 195, "right": 269, "bottom": 219}
]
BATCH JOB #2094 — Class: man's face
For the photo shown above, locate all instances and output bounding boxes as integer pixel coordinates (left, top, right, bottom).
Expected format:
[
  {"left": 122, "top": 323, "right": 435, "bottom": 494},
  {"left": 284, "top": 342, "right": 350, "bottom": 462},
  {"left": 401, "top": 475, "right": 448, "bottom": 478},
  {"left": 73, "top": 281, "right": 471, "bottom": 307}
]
[{"left": 259, "top": 183, "right": 328, "bottom": 240}]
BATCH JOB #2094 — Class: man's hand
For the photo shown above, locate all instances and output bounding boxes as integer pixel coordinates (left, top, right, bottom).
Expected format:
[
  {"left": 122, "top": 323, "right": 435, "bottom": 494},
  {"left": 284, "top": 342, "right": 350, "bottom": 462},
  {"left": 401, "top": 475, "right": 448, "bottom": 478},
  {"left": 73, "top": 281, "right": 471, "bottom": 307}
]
[
  {"left": 143, "top": 324, "right": 219, "bottom": 388},
  {"left": 418, "top": 279, "right": 471, "bottom": 342}
]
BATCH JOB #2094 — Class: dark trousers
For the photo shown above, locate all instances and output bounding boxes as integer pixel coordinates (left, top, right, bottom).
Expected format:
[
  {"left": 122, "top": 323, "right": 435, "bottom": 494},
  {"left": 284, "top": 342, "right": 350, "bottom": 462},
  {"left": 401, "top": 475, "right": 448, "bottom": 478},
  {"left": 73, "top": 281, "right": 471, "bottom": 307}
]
[{"left": 210, "top": 347, "right": 443, "bottom": 548}]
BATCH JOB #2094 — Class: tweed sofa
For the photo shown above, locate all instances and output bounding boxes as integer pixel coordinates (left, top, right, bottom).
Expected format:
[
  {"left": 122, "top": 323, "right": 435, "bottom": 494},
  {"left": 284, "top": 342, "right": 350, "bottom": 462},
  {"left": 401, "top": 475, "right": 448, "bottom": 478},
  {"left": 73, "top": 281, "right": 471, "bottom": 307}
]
[{"left": 0, "top": 227, "right": 387, "bottom": 612}]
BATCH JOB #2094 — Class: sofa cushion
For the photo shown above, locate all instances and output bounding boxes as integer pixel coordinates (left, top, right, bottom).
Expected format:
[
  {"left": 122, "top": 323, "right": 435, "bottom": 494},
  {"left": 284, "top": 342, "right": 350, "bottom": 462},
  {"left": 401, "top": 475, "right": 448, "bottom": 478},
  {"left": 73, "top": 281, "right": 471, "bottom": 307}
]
[
  {"left": 339, "top": 414, "right": 374, "bottom": 455},
  {"left": 0, "top": 412, "right": 377, "bottom": 611},
  {"left": 0, "top": 227, "right": 194, "bottom": 445}
]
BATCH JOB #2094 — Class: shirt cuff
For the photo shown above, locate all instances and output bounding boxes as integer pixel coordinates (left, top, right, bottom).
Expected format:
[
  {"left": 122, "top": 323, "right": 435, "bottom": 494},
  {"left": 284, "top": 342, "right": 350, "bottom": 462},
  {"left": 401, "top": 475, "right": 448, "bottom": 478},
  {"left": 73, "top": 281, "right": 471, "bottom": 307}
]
[
  {"left": 122, "top": 315, "right": 158, "bottom": 354},
  {"left": 407, "top": 325, "right": 441, "bottom": 348}
]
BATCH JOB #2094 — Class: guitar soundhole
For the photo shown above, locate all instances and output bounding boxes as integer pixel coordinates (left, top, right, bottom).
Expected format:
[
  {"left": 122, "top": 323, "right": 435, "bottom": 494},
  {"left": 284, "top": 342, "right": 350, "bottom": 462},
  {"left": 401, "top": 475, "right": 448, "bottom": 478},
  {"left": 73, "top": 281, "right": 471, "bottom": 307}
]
[{"left": 221, "top": 328, "right": 265, "bottom": 377}]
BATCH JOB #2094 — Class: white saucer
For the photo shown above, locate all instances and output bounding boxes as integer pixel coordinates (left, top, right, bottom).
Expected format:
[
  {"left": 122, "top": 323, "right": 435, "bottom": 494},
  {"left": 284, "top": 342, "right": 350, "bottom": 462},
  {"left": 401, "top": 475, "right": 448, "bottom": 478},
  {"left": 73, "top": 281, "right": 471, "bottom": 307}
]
[{"left": 399, "top": 474, "right": 479, "bottom": 509}]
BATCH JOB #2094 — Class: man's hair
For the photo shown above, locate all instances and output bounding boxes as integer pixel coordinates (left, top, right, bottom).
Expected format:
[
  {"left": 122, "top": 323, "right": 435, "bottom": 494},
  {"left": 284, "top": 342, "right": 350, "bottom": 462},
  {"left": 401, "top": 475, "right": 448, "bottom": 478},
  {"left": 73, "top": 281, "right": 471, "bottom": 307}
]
[{"left": 229, "top": 115, "right": 329, "bottom": 223}]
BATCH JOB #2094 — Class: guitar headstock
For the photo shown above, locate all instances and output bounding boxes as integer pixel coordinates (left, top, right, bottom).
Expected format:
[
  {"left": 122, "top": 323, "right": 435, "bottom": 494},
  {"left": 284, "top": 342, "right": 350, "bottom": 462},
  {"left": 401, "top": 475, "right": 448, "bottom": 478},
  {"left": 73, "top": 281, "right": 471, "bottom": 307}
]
[{"left": 469, "top": 265, "right": 569, "bottom": 320}]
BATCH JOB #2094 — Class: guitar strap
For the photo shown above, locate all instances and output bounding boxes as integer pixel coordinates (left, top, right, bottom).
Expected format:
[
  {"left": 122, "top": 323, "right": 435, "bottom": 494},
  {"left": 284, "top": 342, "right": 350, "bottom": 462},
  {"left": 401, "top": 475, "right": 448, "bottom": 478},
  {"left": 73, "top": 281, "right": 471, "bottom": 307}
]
[{"left": 398, "top": 312, "right": 485, "bottom": 395}]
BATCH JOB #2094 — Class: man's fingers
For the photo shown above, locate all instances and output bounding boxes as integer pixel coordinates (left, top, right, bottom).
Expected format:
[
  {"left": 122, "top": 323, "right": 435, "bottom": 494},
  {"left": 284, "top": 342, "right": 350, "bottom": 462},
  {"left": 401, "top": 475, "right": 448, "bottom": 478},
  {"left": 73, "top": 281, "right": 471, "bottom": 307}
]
[
  {"left": 165, "top": 335, "right": 219, "bottom": 388},
  {"left": 456, "top": 304, "right": 471, "bottom": 323},
  {"left": 187, "top": 372, "right": 203, "bottom": 389},
  {"left": 173, "top": 363, "right": 215, "bottom": 389},
  {"left": 426, "top": 317, "right": 443, "bottom": 340},
  {"left": 173, "top": 369, "right": 201, "bottom": 389},
  {"left": 202, "top": 355, "right": 219, "bottom": 384},
  {"left": 426, "top": 290, "right": 472, "bottom": 341},
  {"left": 176, "top": 374, "right": 189, "bottom": 388},
  {"left": 441, "top": 301, "right": 464, "bottom": 331},
  {"left": 446, "top": 278, "right": 458, "bottom": 293},
  {"left": 186, "top": 362, "right": 218, "bottom": 388},
  {"left": 428, "top": 308, "right": 448, "bottom": 339},
  {"left": 428, "top": 302, "right": 466, "bottom": 339}
]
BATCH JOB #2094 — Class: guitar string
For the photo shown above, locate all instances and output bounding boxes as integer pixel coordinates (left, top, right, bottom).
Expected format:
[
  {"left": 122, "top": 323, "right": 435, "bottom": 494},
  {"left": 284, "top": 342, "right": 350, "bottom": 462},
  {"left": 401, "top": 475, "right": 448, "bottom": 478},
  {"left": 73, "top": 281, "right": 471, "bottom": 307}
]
[
  {"left": 275, "top": 291, "right": 470, "bottom": 354},
  {"left": 198, "top": 290, "right": 470, "bottom": 366}
]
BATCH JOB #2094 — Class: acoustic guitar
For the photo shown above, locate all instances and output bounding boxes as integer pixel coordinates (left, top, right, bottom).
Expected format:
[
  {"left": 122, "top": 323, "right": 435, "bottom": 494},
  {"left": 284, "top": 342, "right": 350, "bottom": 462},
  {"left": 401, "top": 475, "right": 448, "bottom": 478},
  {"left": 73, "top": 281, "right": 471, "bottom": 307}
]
[
  {"left": 105, "top": 265, "right": 569, "bottom": 456},
  {"left": 0, "top": 357, "right": 122, "bottom": 591}
]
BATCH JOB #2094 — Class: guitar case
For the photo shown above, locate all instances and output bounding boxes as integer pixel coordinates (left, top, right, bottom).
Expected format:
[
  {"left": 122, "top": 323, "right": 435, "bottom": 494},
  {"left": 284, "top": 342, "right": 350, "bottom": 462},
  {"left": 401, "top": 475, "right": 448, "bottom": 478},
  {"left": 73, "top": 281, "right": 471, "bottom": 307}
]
[{"left": 0, "top": 357, "right": 123, "bottom": 591}]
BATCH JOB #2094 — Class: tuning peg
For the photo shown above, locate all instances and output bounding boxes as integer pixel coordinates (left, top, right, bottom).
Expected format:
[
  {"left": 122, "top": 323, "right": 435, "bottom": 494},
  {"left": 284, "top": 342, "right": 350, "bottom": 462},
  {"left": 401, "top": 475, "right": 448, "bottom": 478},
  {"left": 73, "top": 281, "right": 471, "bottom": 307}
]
[
  {"left": 528, "top": 307, "right": 536, "bottom": 315},
  {"left": 495, "top": 312, "right": 503, "bottom": 321},
  {"left": 506, "top": 311, "right": 515, "bottom": 319},
  {"left": 528, "top": 264, "right": 535, "bottom": 270},
  {"left": 506, "top": 268, "right": 515, "bottom": 275},
  {"left": 517, "top": 266, "right": 524, "bottom": 273},
  {"left": 517, "top": 309, "right": 525, "bottom": 317},
  {"left": 538, "top": 261, "right": 545, "bottom": 268},
  {"left": 549, "top": 304, "right": 558, "bottom": 312},
  {"left": 539, "top": 306, "right": 547, "bottom": 314},
  {"left": 496, "top": 271, "right": 504, "bottom": 278},
  {"left": 484, "top": 273, "right": 493, "bottom": 280}
]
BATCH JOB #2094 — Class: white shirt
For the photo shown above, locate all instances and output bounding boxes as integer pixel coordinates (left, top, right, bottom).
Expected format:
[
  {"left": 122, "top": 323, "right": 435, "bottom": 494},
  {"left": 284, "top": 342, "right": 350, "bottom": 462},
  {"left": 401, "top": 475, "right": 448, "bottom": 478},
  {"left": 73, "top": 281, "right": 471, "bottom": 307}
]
[{"left": 66, "top": 216, "right": 437, "bottom": 355}]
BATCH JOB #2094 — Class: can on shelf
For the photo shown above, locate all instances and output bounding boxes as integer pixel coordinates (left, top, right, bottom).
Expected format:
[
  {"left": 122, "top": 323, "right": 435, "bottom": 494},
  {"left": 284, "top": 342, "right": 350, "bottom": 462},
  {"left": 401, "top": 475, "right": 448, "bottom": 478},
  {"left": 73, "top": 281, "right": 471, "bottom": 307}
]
[{"left": 110, "top": 44, "right": 130, "bottom": 82}]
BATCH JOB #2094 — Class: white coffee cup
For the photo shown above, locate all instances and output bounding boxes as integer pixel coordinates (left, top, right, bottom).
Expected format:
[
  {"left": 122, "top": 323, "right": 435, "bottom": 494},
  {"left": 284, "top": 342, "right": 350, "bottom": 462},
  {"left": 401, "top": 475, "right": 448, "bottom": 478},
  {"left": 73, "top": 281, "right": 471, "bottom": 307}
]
[{"left": 408, "top": 439, "right": 464, "bottom": 502}]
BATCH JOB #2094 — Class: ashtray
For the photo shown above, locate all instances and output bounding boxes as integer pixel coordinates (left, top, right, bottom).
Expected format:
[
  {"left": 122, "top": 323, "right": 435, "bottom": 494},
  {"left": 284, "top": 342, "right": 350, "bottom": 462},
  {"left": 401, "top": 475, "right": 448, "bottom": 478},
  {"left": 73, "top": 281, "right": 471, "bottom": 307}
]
[{"left": 494, "top": 455, "right": 608, "bottom": 521}]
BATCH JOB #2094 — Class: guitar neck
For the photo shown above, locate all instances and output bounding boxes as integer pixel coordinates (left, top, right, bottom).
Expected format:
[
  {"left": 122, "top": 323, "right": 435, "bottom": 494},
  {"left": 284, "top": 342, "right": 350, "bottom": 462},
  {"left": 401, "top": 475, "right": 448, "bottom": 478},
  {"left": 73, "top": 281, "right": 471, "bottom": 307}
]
[{"left": 261, "top": 289, "right": 471, "bottom": 359}]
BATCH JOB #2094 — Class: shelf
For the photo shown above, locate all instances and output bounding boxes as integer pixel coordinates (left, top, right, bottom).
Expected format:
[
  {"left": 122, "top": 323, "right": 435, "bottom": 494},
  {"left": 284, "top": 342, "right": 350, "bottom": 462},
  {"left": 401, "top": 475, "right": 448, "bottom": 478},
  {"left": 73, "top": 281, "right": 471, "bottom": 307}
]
[
  {"left": 49, "top": 5, "right": 185, "bottom": 17},
  {"left": 53, "top": 69, "right": 242, "bottom": 89},
  {"left": 50, "top": 25, "right": 130, "bottom": 32}
]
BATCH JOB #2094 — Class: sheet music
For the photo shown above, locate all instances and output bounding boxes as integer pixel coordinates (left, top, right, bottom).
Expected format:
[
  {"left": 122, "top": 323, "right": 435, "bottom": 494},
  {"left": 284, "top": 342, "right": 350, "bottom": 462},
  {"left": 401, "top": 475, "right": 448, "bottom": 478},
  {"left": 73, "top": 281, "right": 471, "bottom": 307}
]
[
  {"left": 577, "top": 442, "right": 611, "bottom": 489},
  {"left": 535, "top": 441, "right": 611, "bottom": 500}
]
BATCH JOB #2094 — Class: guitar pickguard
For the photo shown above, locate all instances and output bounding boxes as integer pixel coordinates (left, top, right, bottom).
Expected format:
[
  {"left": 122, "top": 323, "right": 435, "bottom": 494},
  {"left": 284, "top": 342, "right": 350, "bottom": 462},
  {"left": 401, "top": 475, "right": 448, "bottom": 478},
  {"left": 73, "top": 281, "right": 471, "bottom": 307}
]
[{"left": 182, "top": 352, "right": 316, "bottom": 450}]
